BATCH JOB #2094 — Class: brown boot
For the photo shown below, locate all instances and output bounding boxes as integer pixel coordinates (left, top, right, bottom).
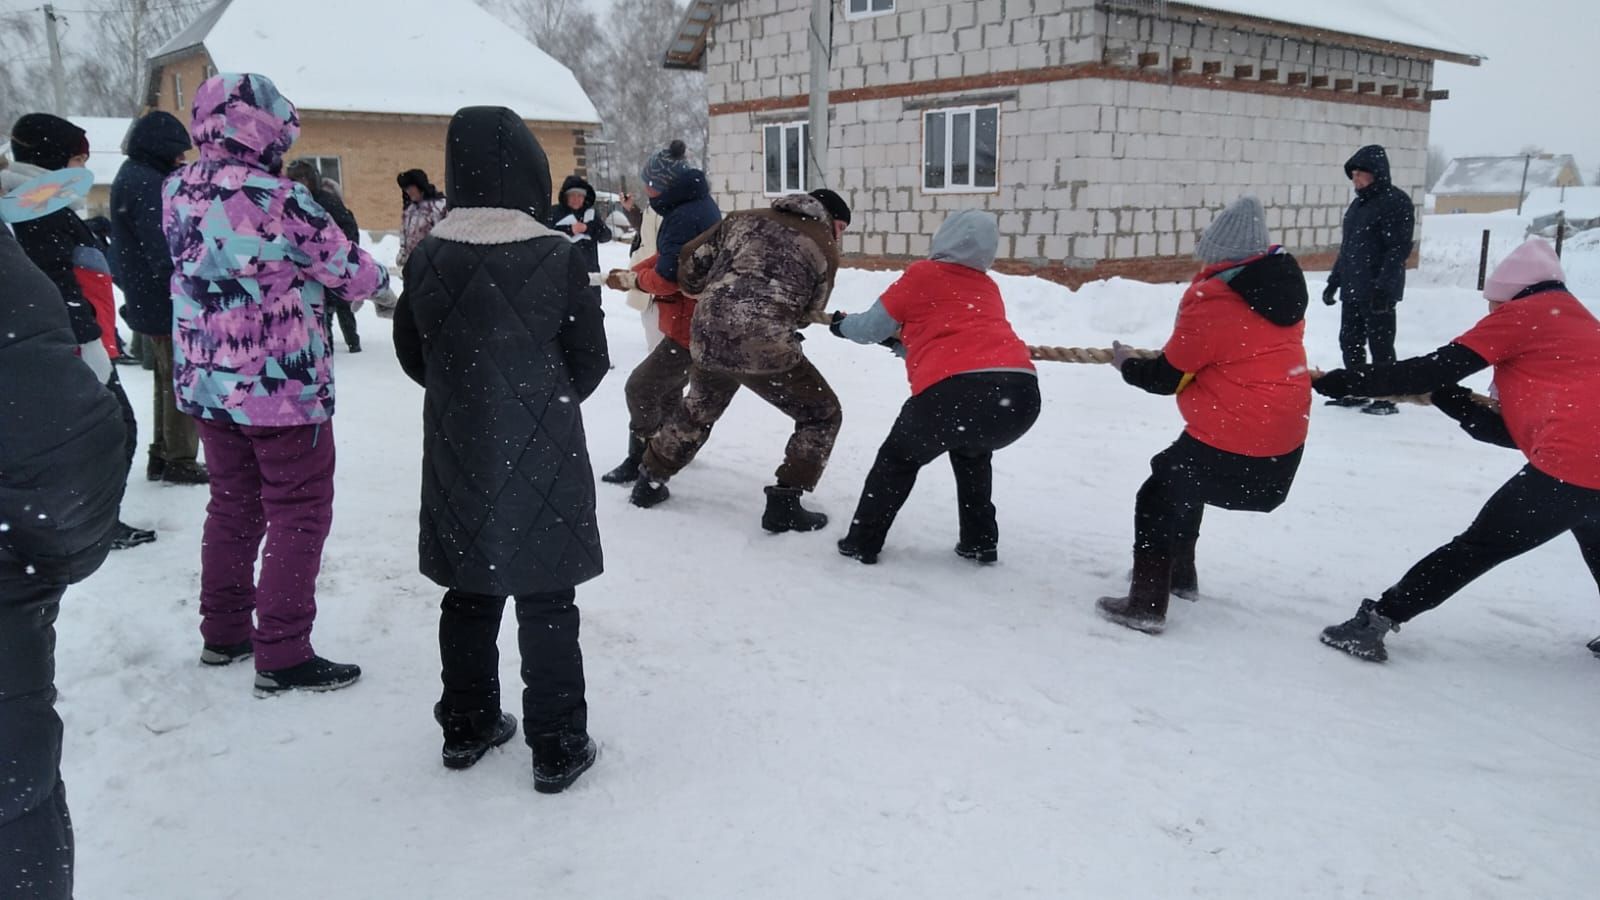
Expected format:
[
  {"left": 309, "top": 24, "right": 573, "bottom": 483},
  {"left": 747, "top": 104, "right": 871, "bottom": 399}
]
[{"left": 1097, "top": 549, "right": 1172, "bottom": 634}]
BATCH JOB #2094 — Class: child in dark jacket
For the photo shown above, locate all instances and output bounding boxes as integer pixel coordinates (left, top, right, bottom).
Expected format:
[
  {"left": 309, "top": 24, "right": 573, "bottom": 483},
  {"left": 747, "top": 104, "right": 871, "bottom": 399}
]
[
  {"left": 832, "top": 210, "right": 1040, "bottom": 564},
  {"left": 1100, "top": 196, "right": 1311, "bottom": 634}
]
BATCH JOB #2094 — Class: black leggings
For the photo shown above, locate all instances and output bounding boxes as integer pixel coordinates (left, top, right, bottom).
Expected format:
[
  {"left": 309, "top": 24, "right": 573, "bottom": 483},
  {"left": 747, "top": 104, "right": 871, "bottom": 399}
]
[
  {"left": 1134, "top": 433, "right": 1302, "bottom": 558},
  {"left": 845, "top": 372, "right": 1040, "bottom": 553},
  {"left": 1376, "top": 465, "right": 1600, "bottom": 623},
  {"left": 437, "top": 588, "right": 587, "bottom": 739}
]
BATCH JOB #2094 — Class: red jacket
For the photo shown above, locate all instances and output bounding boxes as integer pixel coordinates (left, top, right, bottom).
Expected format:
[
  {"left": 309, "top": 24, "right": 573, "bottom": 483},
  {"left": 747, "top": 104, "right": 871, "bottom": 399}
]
[
  {"left": 878, "top": 260, "right": 1033, "bottom": 396},
  {"left": 634, "top": 255, "right": 696, "bottom": 348},
  {"left": 1162, "top": 254, "right": 1311, "bottom": 458},
  {"left": 1454, "top": 290, "right": 1600, "bottom": 489}
]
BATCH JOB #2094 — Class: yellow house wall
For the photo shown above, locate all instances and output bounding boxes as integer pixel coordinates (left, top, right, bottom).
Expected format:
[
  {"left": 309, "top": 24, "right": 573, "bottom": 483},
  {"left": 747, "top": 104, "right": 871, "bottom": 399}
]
[{"left": 149, "top": 52, "right": 593, "bottom": 232}]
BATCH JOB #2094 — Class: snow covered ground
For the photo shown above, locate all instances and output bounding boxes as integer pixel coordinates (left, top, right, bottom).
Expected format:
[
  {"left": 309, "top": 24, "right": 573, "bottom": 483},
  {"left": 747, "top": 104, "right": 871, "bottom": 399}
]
[{"left": 64, "top": 220, "right": 1598, "bottom": 898}]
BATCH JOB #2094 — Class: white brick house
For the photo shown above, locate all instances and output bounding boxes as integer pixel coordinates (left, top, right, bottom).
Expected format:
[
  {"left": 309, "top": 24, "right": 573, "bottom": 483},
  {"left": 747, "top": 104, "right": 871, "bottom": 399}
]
[{"left": 664, "top": 0, "right": 1479, "bottom": 283}]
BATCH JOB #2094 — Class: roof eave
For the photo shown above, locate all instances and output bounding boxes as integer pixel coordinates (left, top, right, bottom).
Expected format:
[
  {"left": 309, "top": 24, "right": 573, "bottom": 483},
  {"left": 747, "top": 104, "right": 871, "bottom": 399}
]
[{"left": 1162, "top": 2, "right": 1483, "bottom": 66}]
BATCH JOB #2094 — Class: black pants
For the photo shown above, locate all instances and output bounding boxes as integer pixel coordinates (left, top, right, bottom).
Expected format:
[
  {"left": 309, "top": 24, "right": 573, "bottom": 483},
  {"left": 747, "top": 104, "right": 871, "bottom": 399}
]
[
  {"left": 1338, "top": 300, "right": 1397, "bottom": 370},
  {"left": 1376, "top": 465, "right": 1600, "bottom": 623},
  {"left": 437, "top": 588, "right": 587, "bottom": 740},
  {"left": 846, "top": 372, "right": 1041, "bottom": 553},
  {"left": 325, "top": 300, "right": 360, "bottom": 351},
  {"left": 0, "top": 552, "right": 74, "bottom": 900},
  {"left": 1134, "top": 433, "right": 1303, "bottom": 559}
]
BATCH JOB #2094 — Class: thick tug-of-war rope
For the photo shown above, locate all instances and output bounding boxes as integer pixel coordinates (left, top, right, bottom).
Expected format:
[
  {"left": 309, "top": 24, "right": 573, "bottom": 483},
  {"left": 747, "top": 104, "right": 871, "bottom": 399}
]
[{"left": 812, "top": 310, "right": 1496, "bottom": 410}]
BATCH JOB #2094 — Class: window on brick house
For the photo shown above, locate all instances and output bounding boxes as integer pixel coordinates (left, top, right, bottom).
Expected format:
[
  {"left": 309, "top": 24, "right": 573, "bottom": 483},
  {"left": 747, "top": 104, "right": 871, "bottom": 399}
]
[
  {"left": 923, "top": 106, "right": 999, "bottom": 193},
  {"left": 846, "top": 0, "right": 894, "bottom": 17},
  {"left": 763, "top": 121, "right": 808, "bottom": 195},
  {"left": 172, "top": 72, "right": 183, "bottom": 113}
]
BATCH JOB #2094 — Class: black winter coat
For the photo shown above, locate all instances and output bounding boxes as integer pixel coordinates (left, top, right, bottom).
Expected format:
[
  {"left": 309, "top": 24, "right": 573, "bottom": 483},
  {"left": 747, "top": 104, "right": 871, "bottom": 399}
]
[
  {"left": 1329, "top": 145, "right": 1415, "bottom": 310},
  {"left": 111, "top": 111, "right": 192, "bottom": 336},
  {"left": 547, "top": 174, "right": 612, "bottom": 273},
  {"left": 393, "top": 107, "right": 610, "bottom": 596},
  {"left": 648, "top": 168, "right": 721, "bottom": 283},
  {"left": 311, "top": 185, "right": 361, "bottom": 245},
  {"left": 0, "top": 229, "right": 127, "bottom": 584}
]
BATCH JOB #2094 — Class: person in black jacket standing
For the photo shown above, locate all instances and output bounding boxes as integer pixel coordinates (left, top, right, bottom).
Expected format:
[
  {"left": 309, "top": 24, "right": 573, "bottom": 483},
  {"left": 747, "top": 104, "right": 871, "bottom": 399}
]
[
  {"left": 287, "top": 160, "right": 363, "bottom": 352},
  {"left": 548, "top": 173, "right": 612, "bottom": 293},
  {"left": 0, "top": 227, "right": 128, "bottom": 900},
  {"left": 110, "top": 110, "right": 207, "bottom": 485},
  {"left": 393, "top": 106, "right": 608, "bottom": 793},
  {"left": 1321, "top": 144, "right": 1415, "bottom": 416}
]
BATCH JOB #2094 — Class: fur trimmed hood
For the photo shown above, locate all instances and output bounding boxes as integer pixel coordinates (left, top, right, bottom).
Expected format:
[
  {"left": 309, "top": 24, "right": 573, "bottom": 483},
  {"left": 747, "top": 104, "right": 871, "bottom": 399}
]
[{"left": 429, "top": 207, "right": 561, "bottom": 245}]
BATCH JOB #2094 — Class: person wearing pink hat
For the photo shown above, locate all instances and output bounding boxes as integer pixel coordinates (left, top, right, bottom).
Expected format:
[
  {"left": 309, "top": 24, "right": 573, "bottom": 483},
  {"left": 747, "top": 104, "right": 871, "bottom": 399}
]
[{"left": 1313, "top": 238, "right": 1600, "bottom": 662}]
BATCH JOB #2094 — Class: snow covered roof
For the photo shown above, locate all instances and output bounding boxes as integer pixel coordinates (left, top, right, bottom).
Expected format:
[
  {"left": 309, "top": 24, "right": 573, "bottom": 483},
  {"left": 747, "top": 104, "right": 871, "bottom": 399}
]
[
  {"left": 1522, "top": 187, "right": 1600, "bottom": 221},
  {"left": 1166, "top": 2, "right": 1482, "bottom": 62},
  {"left": 1433, "top": 156, "right": 1581, "bottom": 196},
  {"left": 152, "top": 0, "right": 599, "bottom": 124}
]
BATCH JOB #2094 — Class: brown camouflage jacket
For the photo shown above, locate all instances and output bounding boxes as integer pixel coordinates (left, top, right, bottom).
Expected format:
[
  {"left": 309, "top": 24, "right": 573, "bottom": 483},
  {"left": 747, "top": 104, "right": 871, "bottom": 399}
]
[{"left": 677, "top": 193, "right": 840, "bottom": 375}]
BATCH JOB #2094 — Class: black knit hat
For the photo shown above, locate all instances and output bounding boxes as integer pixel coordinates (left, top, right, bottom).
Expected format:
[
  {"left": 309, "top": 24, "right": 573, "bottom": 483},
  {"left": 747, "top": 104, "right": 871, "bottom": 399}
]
[
  {"left": 808, "top": 188, "right": 850, "bottom": 226},
  {"left": 10, "top": 113, "right": 89, "bottom": 171}
]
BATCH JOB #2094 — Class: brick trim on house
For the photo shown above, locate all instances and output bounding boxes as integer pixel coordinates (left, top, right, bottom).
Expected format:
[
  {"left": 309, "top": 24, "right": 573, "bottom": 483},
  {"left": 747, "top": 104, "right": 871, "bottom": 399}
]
[{"left": 709, "top": 61, "right": 1432, "bottom": 118}]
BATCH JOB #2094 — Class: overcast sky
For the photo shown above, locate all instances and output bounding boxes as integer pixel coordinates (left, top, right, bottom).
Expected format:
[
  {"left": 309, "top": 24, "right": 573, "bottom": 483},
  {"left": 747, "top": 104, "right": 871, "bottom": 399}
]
[{"left": 5, "top": 0, "right": 1595, "bottom": 177}]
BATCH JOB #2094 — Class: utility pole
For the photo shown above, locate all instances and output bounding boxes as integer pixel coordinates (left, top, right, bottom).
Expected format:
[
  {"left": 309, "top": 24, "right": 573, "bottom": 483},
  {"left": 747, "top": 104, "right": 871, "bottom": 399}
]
[
  {"left": 1515, "top": 154, "right": 1532, "bottom": 215},
  {"left": 43, "top": 4, "right": 67, "bottom": 115},
  {"left": 805, "top": 0, "right": 831, "bottom": 190}
]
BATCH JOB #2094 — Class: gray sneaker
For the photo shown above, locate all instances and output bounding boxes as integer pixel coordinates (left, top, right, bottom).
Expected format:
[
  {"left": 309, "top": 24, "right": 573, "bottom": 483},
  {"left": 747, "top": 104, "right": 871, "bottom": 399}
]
[{"left": 1321, "top": 600, "right": 1398, "bottom": 662}]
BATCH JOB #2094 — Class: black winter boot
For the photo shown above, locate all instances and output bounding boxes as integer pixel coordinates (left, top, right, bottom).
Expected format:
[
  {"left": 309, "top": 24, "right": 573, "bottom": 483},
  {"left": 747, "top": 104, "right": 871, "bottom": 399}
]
[
  {"left": 1320, "top": 600, "right": 1398, "bottom": 662},
  {"left": 1324, "top": 396, "right": 1368, "bottom": 408},
  {"left": 1589, "top": 635, "right": 1600, "bottom": 658},
  {"left": 1362, "top": 399, "right": 1399, "bottom": 416},
  {"left": 435, "top": 705, "right": 519, "bottom": 770},
  {"left": 601, "top": 434, "right": 647, "bottom": 485},
  {"left": 1171, "top": 539, "right": 1199, "bottom": 601},
  {"left": 1096, "top": 549, "right": 1171, "bottom": 634},
  {"left": 761, "top": 484, "right": 828, "bottom": 533},
  {"left": 629, "top": 471, "right": 670, "bottom": 508},
  {"left": 162, "top": 460, "right": 210, "bottom": 485},
  {"left": 954, "top": 542, "right": 998, "bottom": 564},
  {"left": 837, "top": 535, "right": 879, "bottom": 565},
  {"left": 200, "top": 640, "right": 253, "bottom": 667},
  {"left": 109, "top": 521, "right": 157, "bottom": 550},
  {"left": 532, "top": 730, "right": 598, "bottom": 794},
  {"left": 146, "top": 445, "right": 165, "bottom": 482},
  {"left": 254, "top": 656, "right": 362, "bottom": 696}
]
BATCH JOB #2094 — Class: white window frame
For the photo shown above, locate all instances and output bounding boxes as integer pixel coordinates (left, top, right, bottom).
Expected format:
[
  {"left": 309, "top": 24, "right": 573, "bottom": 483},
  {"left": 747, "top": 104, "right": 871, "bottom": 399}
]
[
  {"left": 845, "top": 0, "right": 895, "bottom": 20},
  {"left": 921, "top": 105, "right": 1000, "bottom": 194},
  {"left": 172, "top": 71, "right": 183, "bottom": 114},
  {"left": 296, "top": 156, "right": 344, "bottom": 191},
  {"left": 762, "top": 121, "right": 809, "bottom": 196}
]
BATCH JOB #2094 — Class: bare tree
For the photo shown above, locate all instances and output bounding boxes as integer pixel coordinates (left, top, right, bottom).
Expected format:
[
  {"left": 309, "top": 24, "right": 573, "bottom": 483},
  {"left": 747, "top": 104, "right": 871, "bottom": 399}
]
[
  {"left": 494, "top": 0, "right": 605, "bottom": 78},
  {"left": 591, "top": 0, "right": 707, "bottom": 191},
  {"left": 68, "top": 0, "right": 208, "bottom": 116},
  {"left": 0, "top": 11, "right": 46, "bottom": 127}
]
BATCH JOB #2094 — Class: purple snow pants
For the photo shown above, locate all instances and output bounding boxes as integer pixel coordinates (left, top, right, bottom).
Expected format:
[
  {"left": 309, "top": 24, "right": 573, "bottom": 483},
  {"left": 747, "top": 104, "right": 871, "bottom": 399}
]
[{"left": 195, "top": 419, "right": 335, "bottom": 672}]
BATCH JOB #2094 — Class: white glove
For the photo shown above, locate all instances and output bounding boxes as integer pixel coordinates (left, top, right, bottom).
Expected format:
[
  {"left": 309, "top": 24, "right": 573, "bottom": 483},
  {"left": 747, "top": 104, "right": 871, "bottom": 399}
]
[{"left": 79, "top": 340, "right": 113, "bottom": 384}]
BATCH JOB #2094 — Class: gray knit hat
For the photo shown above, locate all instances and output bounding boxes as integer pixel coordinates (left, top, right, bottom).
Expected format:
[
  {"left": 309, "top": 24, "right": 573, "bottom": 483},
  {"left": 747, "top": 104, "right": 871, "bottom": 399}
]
[{"left": 1195, "top": 195, "right": 1270, "bottom": 264}]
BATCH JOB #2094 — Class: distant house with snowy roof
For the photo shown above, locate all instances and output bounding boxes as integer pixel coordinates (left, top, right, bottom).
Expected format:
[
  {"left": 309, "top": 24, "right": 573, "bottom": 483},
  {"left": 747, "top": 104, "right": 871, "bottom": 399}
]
[
  {"left": 665, "top": 0, "right": 1481, "bottom": 283},
  {"left": 146, "top": 0, "right": 601, "bottom": 231},
  {"left": 1432, "top": 155, "right": 1584, "bottom": 215},
  {"left": 1, "top": 116, "right": 133, "bottom": 219}
]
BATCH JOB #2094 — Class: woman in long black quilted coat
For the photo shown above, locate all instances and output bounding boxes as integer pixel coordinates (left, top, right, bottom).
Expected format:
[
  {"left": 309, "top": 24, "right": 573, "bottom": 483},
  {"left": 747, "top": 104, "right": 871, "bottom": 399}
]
[{"left": 393, "top": 106, "right": 609, "bottom": 793}]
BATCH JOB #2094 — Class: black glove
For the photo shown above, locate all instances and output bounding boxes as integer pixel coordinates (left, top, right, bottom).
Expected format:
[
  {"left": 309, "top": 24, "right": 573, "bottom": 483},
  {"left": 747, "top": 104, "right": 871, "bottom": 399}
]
[
  {"left": 880, "top": 337, "right": 907, "bottom": 358},
  {"left": 1313, "top": 368, "right": 1358, "bottom": 398},
  {"left": 1429, "top": 383, "right": 1475, "bottom": 416},
  {"left": 794, "top": 330, "right": 806, "bottom": 342},
  {"left": 1322, "top": 283, "right": 1338, "bottom": 306},
  {"left": 829, "top": 310, "right": 846, "bottom": 338}
]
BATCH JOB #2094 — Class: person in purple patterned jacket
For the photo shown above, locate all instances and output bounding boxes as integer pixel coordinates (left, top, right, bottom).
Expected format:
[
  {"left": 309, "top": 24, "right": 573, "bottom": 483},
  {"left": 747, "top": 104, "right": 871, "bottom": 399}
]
[{"left": 163, "top": 73, "right": 388, "bottom": 695}]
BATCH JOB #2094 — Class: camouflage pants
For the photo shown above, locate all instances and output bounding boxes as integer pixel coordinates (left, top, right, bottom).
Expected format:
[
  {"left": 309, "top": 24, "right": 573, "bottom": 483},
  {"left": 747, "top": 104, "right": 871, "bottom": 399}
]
[{"left": 643, "top": 357, "right": 842, "bottom": 491}]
